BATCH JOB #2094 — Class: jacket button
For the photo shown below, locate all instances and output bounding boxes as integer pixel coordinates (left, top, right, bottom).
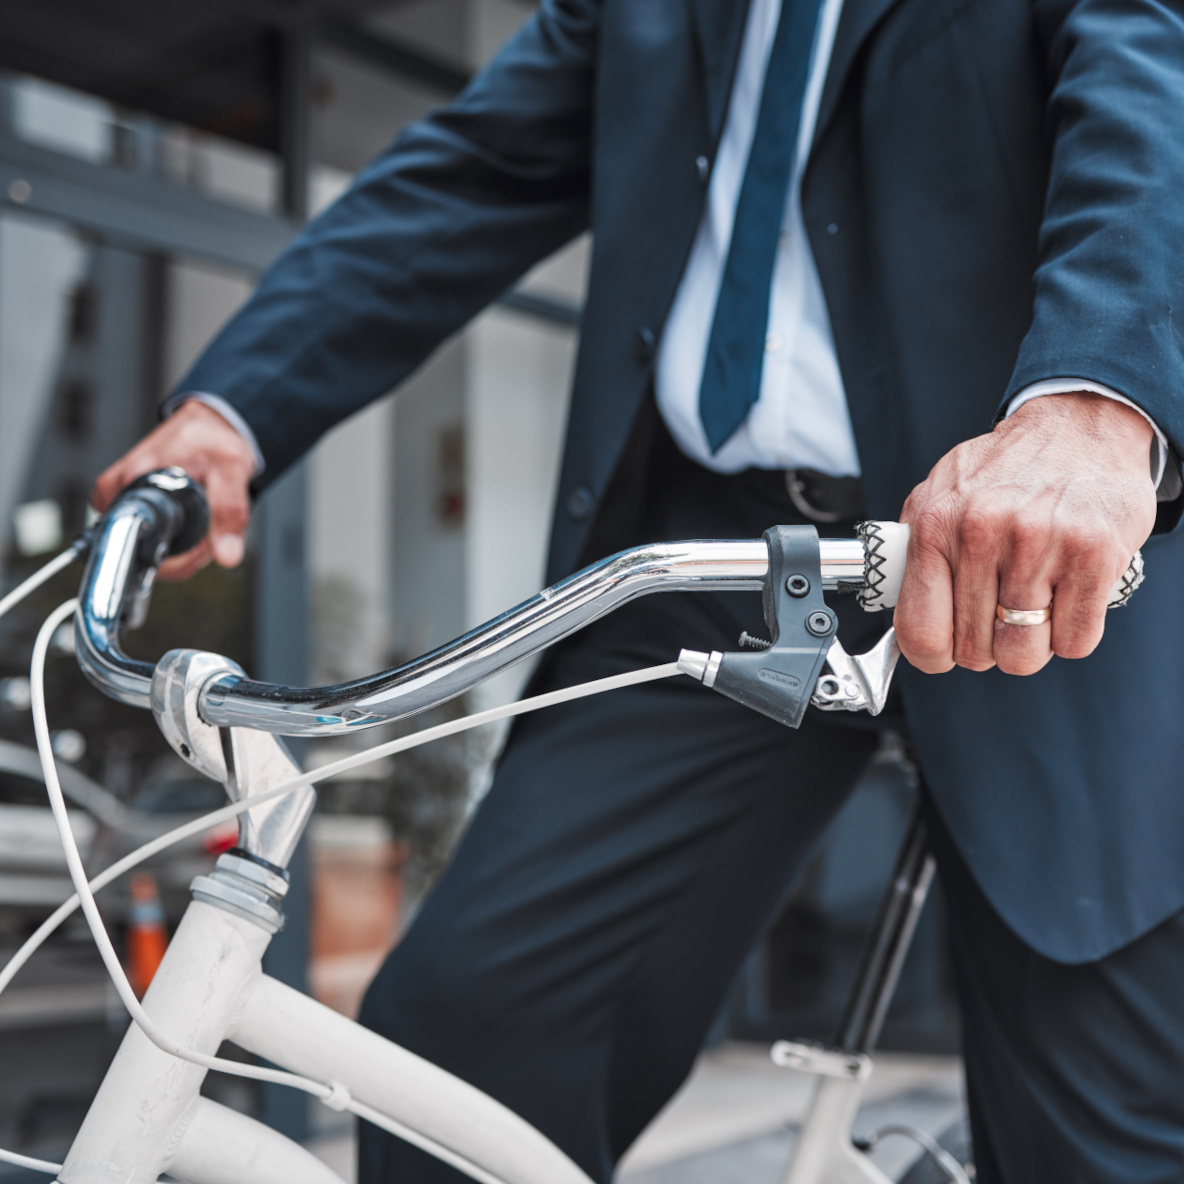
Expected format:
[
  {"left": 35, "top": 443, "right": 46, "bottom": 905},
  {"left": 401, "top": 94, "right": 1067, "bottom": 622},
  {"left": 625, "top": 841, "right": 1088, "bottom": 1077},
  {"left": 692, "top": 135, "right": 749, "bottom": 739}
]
[
  {"left": 696, "top": 155, "right": 710, "bottom": 183},
  {"left": 567, "top": 486, "right": 596, "bottom": 521},
  {"left": 635, "top": 326, "right": 655, "bottom": 364}
]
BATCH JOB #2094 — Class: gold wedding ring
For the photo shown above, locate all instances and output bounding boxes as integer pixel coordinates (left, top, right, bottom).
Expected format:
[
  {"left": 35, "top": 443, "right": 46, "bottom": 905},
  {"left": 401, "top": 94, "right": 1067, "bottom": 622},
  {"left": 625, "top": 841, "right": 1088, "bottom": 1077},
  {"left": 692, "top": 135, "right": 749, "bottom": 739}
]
[{"left": 996, "top": 604, "right": 1052, "bottom": 627}]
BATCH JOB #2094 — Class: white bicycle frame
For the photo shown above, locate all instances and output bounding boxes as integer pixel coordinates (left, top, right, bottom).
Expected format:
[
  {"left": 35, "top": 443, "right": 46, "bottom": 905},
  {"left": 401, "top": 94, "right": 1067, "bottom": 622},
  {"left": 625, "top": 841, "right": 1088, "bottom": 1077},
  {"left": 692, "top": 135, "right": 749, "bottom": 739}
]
[
  {"left": 62, "top": 797, "right": 602, "bottom": 1184},
  {"left": 52, "top": 471, "right": 1118, "bottom": 1184},
  {"left": 55, "top": 711, "right": 909, "bottom": 1184}
]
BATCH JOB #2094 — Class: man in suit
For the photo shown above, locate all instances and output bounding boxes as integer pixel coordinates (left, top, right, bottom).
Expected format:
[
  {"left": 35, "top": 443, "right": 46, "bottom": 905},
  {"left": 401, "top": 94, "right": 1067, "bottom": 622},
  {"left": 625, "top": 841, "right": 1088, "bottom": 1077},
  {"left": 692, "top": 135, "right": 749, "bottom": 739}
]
[{"left": 94, "top": 0, "right": 1184, "bottom": 1179}]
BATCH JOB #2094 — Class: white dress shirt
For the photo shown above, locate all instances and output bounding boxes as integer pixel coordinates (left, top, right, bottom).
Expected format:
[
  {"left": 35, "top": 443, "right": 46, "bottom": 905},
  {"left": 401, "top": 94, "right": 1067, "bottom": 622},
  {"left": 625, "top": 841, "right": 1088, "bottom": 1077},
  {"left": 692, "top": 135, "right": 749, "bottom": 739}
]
[
  {"left": 656, "top": 0, "right": 857, "bottom": 476},
  {"left": 654, "top": 0, "right": 1169, "bottom": 485}
]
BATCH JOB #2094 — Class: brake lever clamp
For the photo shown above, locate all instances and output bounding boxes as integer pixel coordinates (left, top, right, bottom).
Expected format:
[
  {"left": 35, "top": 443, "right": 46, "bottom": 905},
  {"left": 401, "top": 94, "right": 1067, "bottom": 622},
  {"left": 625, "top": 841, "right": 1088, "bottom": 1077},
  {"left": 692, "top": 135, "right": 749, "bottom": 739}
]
[{"left": 678, "top": 525, "right": 838, "bottom": 729}]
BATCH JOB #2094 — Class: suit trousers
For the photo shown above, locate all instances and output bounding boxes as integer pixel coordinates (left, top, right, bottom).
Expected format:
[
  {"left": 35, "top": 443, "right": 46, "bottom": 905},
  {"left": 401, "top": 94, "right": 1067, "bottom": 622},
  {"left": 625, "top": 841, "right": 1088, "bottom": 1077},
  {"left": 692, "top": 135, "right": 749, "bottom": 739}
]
[
  {"left": 928, "top": 806, "right": 1184, "bottom": 1183},
  {"left": 358, "top": 440, "right": 1184, "bottom": 1183}
]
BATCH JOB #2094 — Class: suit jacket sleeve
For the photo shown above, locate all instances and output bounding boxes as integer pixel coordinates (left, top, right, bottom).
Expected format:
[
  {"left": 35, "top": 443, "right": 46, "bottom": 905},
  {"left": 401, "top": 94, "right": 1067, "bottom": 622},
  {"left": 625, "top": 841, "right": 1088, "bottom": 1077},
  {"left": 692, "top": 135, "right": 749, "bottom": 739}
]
[
  {"left": 176, "top": 0, "right": 600, "bottom": 485},
  {"left": 1004, "top": 0, "right": 1184, "bottom": 482}
]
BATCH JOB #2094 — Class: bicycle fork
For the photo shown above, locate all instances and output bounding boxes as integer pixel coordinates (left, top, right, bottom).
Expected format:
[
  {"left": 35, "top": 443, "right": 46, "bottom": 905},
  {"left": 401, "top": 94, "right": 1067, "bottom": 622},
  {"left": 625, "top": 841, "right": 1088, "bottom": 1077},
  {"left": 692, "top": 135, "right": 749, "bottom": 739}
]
[{"left": 775, "top": 811, "right": 936, "bottom": 1184}]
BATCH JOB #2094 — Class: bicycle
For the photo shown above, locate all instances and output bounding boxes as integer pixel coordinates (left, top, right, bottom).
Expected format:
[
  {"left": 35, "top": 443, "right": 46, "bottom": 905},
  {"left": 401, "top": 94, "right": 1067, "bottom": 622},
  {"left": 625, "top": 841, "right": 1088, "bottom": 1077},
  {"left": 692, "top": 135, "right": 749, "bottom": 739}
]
[{"left": 0, "top": 469, "right": 1143, "bottom": 1184}]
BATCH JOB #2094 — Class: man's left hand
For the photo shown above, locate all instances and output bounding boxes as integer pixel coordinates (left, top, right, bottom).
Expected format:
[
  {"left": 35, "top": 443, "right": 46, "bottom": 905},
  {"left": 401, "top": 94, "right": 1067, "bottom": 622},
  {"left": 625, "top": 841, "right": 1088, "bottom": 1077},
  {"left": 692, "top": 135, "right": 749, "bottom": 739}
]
[{"left": 894, "top": 392, "right": 1157, "bottom": 677}]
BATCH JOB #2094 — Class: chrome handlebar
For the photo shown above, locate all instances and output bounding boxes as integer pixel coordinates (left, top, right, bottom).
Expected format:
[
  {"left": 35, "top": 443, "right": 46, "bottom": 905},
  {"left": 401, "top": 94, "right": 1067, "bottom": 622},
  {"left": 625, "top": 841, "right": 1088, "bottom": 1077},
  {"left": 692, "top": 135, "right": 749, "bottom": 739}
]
[
  {"left": 75, "top": 472, "right": 873, "bottom": 738},
  {"left": 75, "top": 469, "right": 208, "bottom": 710}
]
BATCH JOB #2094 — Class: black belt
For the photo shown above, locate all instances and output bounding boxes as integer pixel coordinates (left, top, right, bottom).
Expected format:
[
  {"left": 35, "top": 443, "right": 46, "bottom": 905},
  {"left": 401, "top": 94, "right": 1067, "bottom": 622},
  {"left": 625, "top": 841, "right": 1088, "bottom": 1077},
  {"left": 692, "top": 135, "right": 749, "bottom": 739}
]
[{"left": 783, "top": 468, "right": 865, "bottom": 524}]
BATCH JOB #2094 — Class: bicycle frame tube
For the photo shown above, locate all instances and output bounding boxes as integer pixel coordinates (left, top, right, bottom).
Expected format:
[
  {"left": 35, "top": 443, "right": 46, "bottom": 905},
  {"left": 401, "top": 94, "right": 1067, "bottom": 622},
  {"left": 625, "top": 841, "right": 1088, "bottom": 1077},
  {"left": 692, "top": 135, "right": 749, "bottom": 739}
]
[
  {"left": 781, "top": 1076, "right": 893, "bottom": 1184},
  {"left": 75, "top": 491, "right": 867, "bottom": 737},
  {"left": 59, "top": 901, "right": 274, "bottom": 1184},
  {"left": 59, "top": 894, "right": 596, "bottom": 1184},
  {"left": 232, "top": 975, "right": 597, "bottom": 1184}
]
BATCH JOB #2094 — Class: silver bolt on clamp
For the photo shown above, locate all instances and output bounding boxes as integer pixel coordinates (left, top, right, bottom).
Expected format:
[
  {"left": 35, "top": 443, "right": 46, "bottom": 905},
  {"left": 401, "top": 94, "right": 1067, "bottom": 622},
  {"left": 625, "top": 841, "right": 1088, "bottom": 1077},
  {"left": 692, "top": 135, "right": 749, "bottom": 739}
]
[{"left": 770, "top": 1039, "right": 872, "bottom": 1082}]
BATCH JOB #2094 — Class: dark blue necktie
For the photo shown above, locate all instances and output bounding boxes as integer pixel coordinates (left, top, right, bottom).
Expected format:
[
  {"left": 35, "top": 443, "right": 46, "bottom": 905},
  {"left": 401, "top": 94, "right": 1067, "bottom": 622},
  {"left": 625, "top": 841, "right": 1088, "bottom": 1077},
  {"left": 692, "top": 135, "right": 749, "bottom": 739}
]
[{"left": 699, "top": 0, "right": 825, "bottom": 453}]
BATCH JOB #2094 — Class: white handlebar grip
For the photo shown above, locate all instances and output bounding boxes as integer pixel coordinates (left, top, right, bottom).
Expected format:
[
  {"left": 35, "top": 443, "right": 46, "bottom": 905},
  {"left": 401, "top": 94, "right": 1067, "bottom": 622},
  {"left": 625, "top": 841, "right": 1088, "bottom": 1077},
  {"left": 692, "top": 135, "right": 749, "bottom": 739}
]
[
  {"left": 854, "top": 521, "right": 1144, "bottom": 612},
  {"left": 855, "top": 521, "right": 910, "bottom": 611}
]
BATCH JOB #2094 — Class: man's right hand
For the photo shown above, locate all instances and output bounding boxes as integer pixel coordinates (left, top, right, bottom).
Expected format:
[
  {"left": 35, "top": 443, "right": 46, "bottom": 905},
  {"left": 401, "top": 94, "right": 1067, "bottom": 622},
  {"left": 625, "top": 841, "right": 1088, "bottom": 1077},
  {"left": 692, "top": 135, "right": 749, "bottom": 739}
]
[{"left": 92, "top": 401, "right": 256, "bottom": 581}]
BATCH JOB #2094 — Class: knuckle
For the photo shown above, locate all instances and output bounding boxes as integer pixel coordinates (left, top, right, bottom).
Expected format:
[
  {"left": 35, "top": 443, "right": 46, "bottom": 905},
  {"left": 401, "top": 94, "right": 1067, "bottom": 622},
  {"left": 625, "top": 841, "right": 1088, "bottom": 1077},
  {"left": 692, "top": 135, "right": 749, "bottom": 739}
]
[
  {"left": 957, "top": 505, "right": 1002, "bottom": 557},
  {"left": 996, "top": 653, "right": 1049, "bottom": 677},
  {"left": 92, "top": 475, "right": 116, "bottom": 508},
  {"left": 910, "top": 504, "right": 956, "bottom": 556},
  {"left": 993, "top": 625, "right": 1053, "bottom": 676},
  {"left": 1055, "top": 637, "right": 1098, "bottom": 661},
  {"left": 1058, "top": 524, "right": 1111, "bottom": 572},
  {"left": 1052, "top": 614, "right": 1104, "bottom": 660},
  {"left": 897, "top": 623, "right": 950, "bottom": 662},
  {"left": 908, "top": 653, "right": 957, "bottom": 675},
  {"left": 952, "top": 649, "right": 994, "bottom": 672},
  {"left": 1008, "top": 511, "right": 1050, "bottom": 556},
  {"left": 211, "top": 480, "right": 248, "bottom": 508},
  {"left": 216, "top": 506, "right": 250, "bottom": 533}
]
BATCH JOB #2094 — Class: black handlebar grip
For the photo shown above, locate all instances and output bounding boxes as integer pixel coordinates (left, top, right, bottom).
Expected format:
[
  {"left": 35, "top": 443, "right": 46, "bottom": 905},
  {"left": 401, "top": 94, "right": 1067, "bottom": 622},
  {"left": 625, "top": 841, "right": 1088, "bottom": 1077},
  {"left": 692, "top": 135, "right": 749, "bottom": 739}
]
[{"left": 120, "top": 468, "right": 210, "bottom": 557}]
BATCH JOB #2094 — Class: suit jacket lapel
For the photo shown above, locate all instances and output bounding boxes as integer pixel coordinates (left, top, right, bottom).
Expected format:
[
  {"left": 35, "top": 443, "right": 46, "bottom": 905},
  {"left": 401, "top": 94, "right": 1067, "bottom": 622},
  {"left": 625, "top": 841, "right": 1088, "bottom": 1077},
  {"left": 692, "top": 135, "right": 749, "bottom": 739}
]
[
  {"left": 813, "top": 0, "right": 903, "bottom": 148},
  {"left": 688, "top": 0, "right": 753, "bottom": 144}
]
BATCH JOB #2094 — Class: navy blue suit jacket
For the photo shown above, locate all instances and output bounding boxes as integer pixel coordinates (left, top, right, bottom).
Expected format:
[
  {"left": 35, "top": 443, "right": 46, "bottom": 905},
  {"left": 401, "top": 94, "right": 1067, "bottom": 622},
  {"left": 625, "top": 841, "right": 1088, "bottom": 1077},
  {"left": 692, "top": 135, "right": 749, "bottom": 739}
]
[{"left": 179, "top": 0, "right": 1184, "bottom": 962}]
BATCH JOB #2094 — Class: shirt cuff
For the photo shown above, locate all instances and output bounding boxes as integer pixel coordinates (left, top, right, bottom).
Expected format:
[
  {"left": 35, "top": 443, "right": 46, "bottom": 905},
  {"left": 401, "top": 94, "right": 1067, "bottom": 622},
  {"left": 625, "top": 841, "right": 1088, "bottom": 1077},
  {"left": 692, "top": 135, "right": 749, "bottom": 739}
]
[
  {"left": 1006, "top": 379, "right": 1180, "bottom": 499},
  {"left": 162, "top": 391, "right": 265, "bottom": 477}
]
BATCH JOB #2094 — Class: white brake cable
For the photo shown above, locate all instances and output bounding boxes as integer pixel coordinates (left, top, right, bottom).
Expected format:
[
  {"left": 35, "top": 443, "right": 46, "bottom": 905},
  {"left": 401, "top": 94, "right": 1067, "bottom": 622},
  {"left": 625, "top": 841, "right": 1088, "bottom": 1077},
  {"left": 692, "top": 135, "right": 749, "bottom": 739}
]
[
  {"left": 0, "top": 1148, "right": 66, "bottom": 1174},
  {"left": 347, "top": 1098, "right": 511, "bottom": 1184},
  {"left": 0, "top": 551, "right": 82, "bottom": 1177},
  {"left": 0, "top": 543, "right": 83, "bottom": 622},
  {"left": 31, "top": 600, "right": 342, "bottom": 1100},
  {"left": 6, "top": 597, "right": 679, "bottom": 1177},
  {"left": 237, "top": 655, "right": 684, "bottom": 798},
  {"left": 0, "top": 654, "right": 682, "bottom": 997}
]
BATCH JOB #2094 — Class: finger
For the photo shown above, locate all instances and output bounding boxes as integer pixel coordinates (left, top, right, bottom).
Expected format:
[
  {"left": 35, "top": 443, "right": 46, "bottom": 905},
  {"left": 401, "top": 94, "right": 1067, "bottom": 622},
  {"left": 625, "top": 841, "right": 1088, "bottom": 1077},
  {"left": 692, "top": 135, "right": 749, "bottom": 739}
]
[
  {"left": 92, "top": 459, "right": 143, "bottom": 512},
  {"left": 92, "top": 451, "right": 163, "bottom": 512},
  {"left": 92, "top": 462, "right": 123, "bottom": 512},
  {"left": 1047, "top": 533, "right": 1114, "bottom": 660},
  {"left": 894, "top": 512, "right": 957, "bottom": 674},
  {"left": 158, "top": 540, "right": 213, "bottom": 583},
  {"left": 950, "top": 509, "right": 1000, "bottom": 672},
  {"left": 203, "top": 465, "right": 251, "bottom": 569},
  {"left": 993, "top": 573, "right": 1054, "bottom": 677}
]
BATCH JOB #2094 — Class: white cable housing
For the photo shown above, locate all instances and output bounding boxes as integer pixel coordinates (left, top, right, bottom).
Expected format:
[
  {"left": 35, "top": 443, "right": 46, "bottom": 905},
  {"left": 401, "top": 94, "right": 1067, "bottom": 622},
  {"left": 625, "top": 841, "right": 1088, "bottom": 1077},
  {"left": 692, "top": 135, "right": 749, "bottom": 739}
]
[
  {"left": 30, "top": 600, "right": 338, "bottom": 1100},
  {"left": 0, "top": 545, "right": 80, "bottom": 622},
  {"left": 0, "top": 1148, "right": 63, "bottom": 1174}
]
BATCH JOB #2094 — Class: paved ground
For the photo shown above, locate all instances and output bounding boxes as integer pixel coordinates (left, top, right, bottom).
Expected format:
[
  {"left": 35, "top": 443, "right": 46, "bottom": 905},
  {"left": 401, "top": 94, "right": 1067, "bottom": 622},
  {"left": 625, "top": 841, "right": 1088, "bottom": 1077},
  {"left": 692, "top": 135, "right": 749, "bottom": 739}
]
[{"left": 307, "top": 1042, "right": 965, "bottom": 1183}]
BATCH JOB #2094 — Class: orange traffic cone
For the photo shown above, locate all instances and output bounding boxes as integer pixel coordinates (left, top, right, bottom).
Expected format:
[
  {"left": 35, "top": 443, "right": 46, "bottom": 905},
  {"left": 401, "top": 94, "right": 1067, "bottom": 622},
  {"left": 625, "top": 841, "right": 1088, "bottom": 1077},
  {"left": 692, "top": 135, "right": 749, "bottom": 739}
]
[{"left": 127, "top": 872, "right": 168, "bottom": 998}]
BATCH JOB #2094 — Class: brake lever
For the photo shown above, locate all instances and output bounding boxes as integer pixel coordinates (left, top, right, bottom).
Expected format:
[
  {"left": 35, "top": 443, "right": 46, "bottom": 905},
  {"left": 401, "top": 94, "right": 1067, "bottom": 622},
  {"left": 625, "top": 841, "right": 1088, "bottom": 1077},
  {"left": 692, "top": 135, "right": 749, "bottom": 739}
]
[
  {"left": 678, "top": 524, "right": 839, "bottom": 728},
  {"left": 672, "top": 520, "right": 1147, "bottom": 726},
  {"left": 677, "top": 524, "right": 902, "bottom": 725},
  {"left": 810, "top": 628, "right": 901, "bottom": 716}
]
